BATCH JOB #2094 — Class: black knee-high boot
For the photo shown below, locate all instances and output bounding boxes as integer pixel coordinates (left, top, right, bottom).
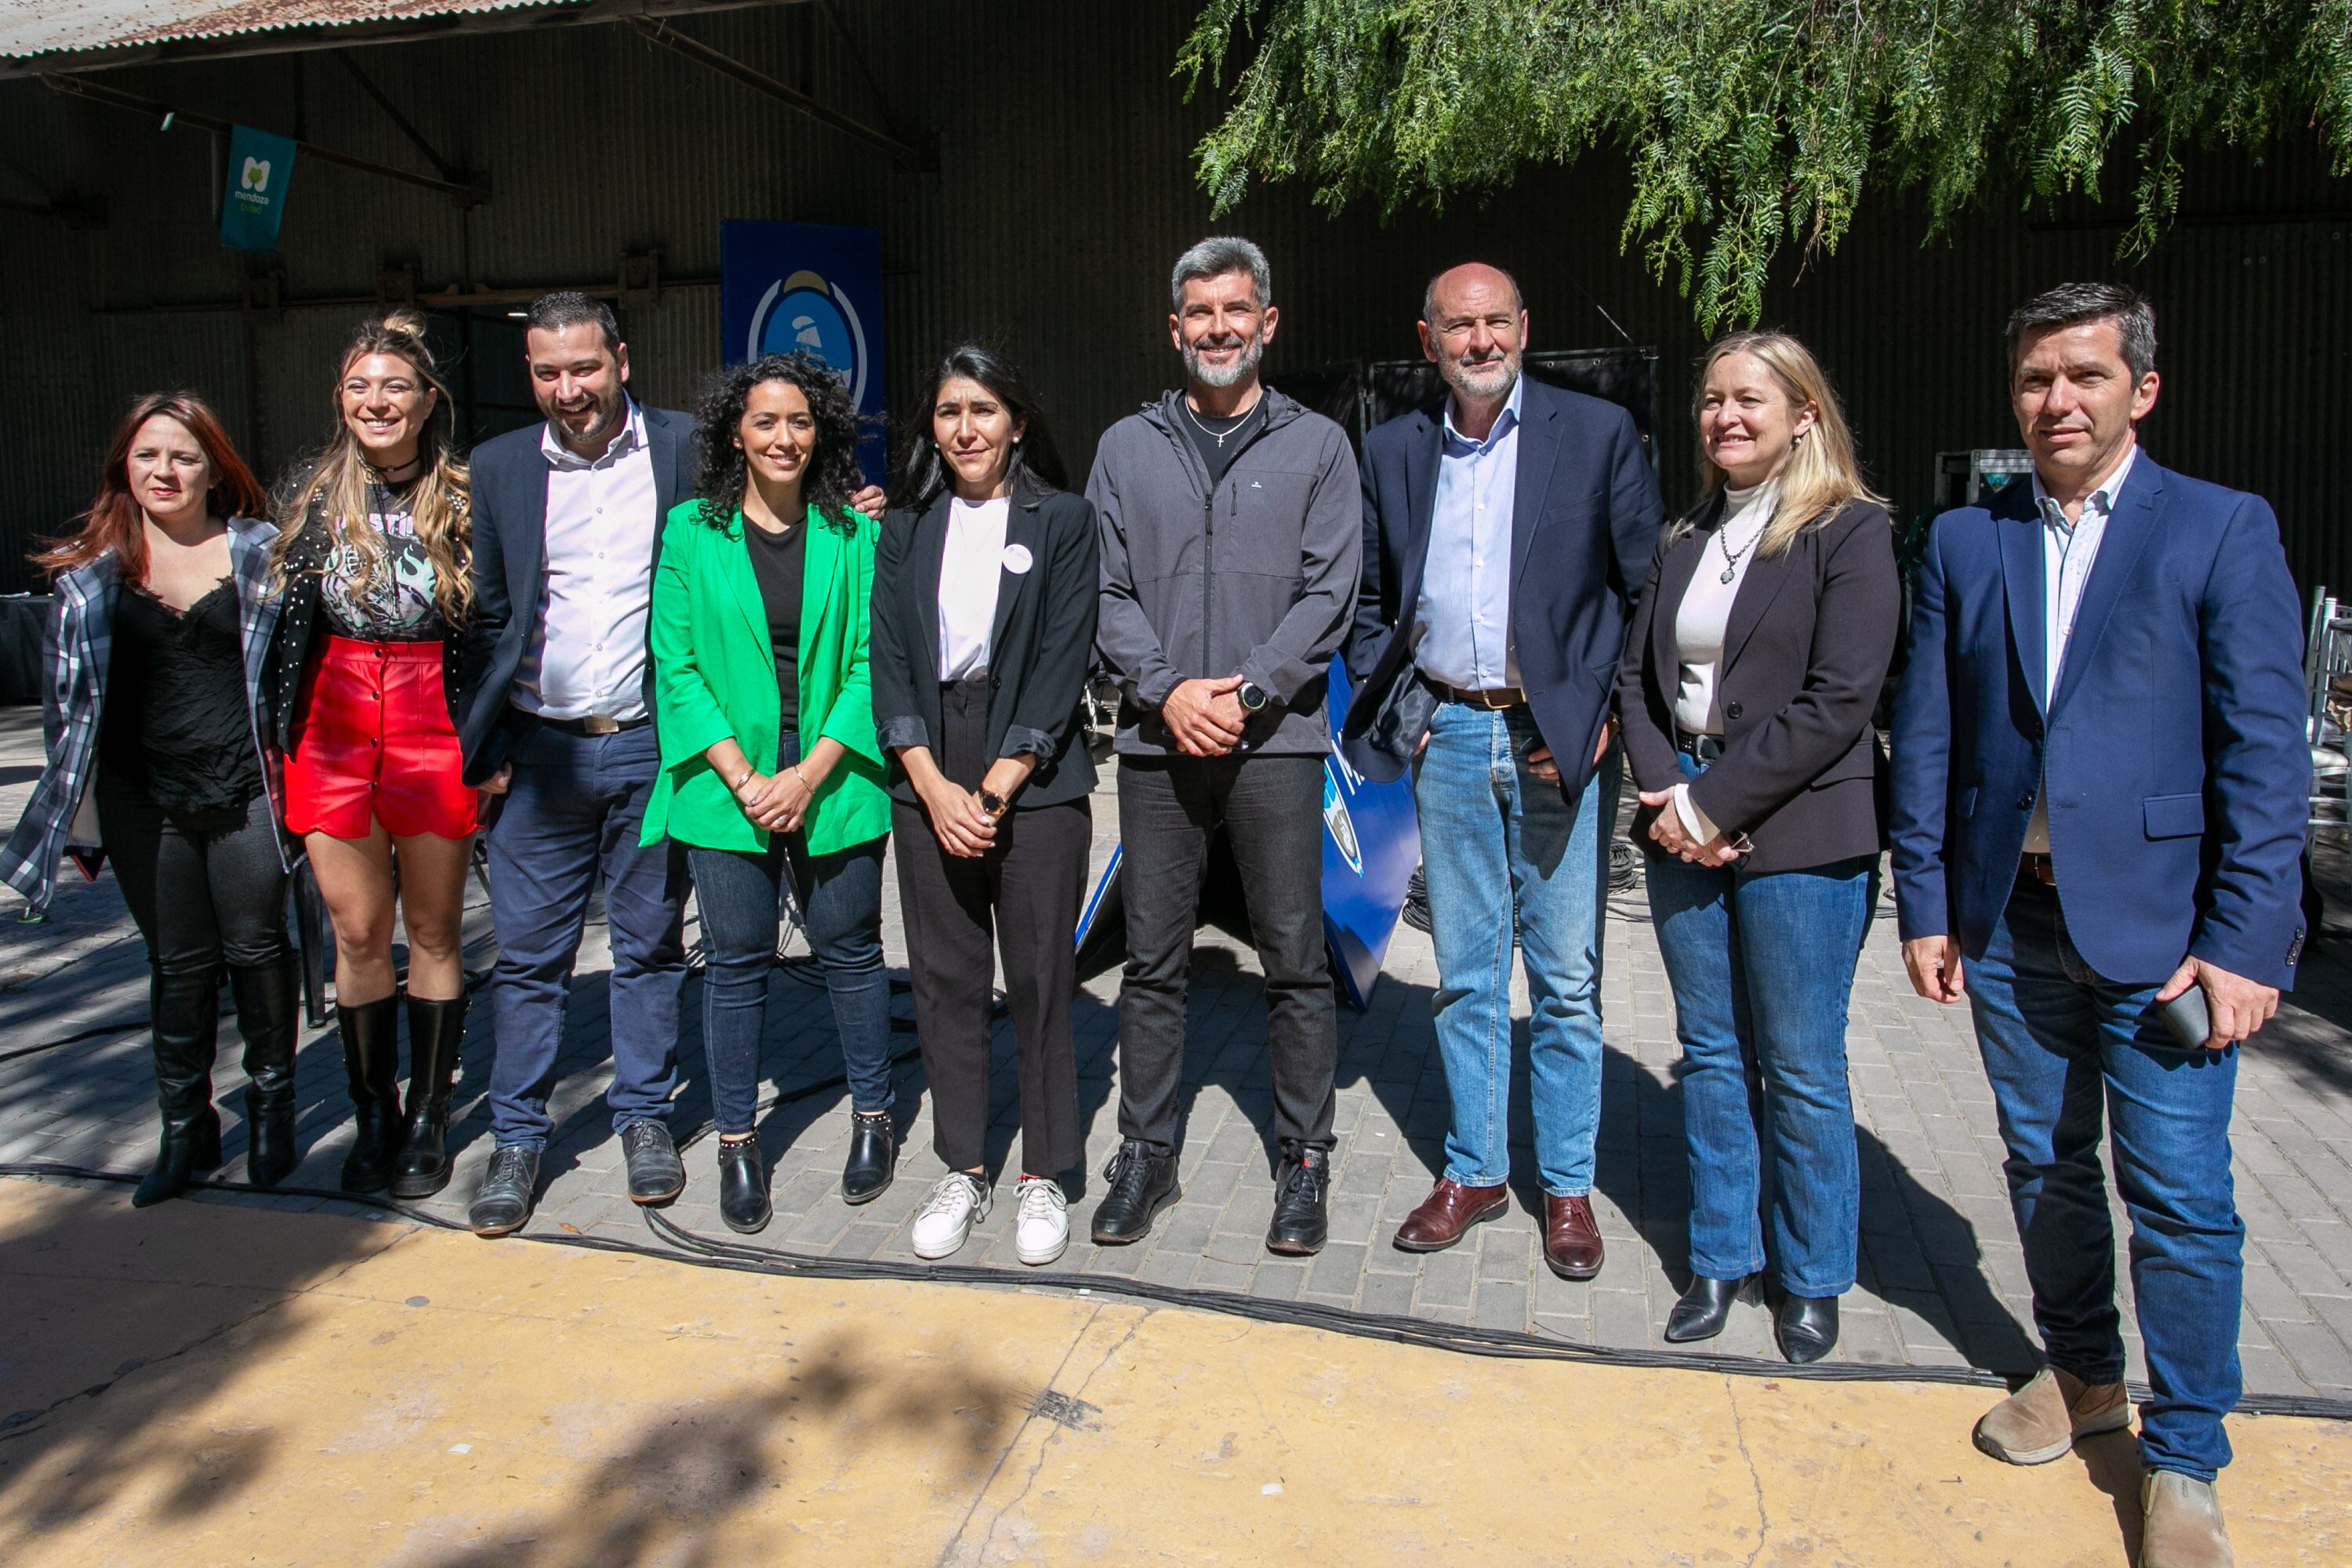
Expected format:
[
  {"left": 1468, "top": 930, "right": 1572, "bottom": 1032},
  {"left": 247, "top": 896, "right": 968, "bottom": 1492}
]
[
  {"left": 390, "top": 993, "right": 467, "bottom": 1199},
  {"left": 337, "top": 993, "right": 404, "bottom": 1193},
  {"left": 133, "top": 969, "right": 224, "bottom": 1207},
  {"left": 231, "top": 954, "right": 303, "bottom": 1189}
]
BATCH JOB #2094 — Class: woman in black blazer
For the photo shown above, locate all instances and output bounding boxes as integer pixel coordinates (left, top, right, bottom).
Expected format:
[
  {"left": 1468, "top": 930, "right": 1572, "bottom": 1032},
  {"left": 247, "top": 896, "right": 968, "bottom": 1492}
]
[
  {"left": 1617, "top": 330, "right": 1900, "bottom": 1363},
  {"left": 869, "top": 344, "right": 1099, "bottom": 1266}
]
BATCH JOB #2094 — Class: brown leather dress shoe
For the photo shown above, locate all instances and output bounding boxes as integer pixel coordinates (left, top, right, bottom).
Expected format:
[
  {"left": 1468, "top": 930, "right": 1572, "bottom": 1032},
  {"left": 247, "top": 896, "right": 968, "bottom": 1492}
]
[
  {"left": 1393, "top": 1178, "right": 1508, "bottom": 1253},
  {"left": 1543, "top": 1194, "right": 1606, "bottom": 1279}
]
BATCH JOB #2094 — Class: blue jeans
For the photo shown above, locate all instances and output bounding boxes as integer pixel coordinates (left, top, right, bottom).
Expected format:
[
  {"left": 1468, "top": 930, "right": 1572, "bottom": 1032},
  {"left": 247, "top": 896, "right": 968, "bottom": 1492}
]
[
  {"left": 1411, "top": 702, "right": 1617, "bottom": 1194},
  {"left": 1967, "top": 877, "right": 2243, "bottom": 1481},
  {"left": 1645, "top": 768, "right": 1871, "bottom": 1296},
  {"left": 483, "top": 720, "right": 688, "bottom": 1149}
]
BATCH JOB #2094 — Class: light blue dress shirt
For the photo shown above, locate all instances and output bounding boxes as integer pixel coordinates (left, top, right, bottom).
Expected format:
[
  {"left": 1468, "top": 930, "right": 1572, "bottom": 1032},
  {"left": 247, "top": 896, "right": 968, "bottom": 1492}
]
[
  {"left": 2022, "top": 442, "right": 2138, "bottom": 853},
  {"left": 1413, "top": 373, "right": 1523, "bottom": 690}
]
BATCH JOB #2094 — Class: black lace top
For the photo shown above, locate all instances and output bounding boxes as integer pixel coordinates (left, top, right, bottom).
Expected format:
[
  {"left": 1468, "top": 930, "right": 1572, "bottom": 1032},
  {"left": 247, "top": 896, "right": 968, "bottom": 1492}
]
[{"left": 98, "top": 578, "right": 264, "bottom": 826}]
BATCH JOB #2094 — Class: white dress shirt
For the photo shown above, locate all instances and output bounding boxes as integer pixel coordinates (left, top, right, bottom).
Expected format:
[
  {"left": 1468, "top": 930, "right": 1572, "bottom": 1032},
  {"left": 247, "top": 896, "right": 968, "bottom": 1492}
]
[
  {"left": 2022, "top": 443, "right": 2139, "bottom": 853},
  {"left": 515, "top": 400, "right": 659, "bottom": 722},
  {"left": 938, "top": 495, "right": 1009, "bottom": 681},
  {"left": 1412, "top": 374, "right": 1523, "bottom": 689},
  {"left": 1670, "top": 481, "right": 1777, "bottom": 844}
]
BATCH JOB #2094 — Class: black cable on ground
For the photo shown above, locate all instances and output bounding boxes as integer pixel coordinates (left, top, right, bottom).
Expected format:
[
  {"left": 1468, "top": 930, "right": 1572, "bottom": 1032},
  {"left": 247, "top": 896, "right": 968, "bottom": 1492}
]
[{"left": 3, "top": 1163, "right": 2346, "bottom": 1424}]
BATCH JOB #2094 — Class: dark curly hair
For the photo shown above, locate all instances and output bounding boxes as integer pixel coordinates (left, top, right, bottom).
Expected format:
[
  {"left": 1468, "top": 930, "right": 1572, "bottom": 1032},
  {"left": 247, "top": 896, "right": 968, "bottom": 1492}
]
[{"left": 690, "top": 351, "right": 868, "bottom": 535}]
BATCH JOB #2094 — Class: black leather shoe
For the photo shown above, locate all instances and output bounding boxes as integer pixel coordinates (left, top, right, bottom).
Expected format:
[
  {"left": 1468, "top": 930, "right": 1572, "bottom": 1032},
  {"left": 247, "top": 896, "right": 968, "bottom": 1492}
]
[
  {"left": 840, "top": 1110, "right": 895, "bottom": 1205},
  {"left": 230, "top": 956, "right": 301, "bottom": 1189},
  {"left": 391, "top": 993, "right": 466, "bottom": 1199},
  {"left": 133, "top": 968, "right": 225, "bottom": 1208},
  {"left": 1091, "top": 1138, "right": 1179, "bottom": 1245},
  {"left": 336, "top": 993, "right": 403, "bottom": 1194},
  {"left": 1664, "top": 1273, "right": 1762, "bottom": 1344},
  {"left": 1776, "top": 1292, "right": 1841, "bottom": 1364},
  {"left": 717, "top": 1138, "right": 771, "bottom": 1234},
  {"left": 1266, "top": 1146, "right": 1331, "bottom": 1256},
  {"left": 467, "top": 1145, "right": 540, "bottom": 1236},
  {"left": 622, "top": 1120, "right": 686, "bottom": 1205}
]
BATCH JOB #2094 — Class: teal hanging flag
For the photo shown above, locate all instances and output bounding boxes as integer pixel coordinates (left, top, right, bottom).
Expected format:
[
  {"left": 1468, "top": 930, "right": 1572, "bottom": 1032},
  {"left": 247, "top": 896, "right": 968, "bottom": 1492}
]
[{"left": 219, "top": 125, "right": 296, "bottom": 251}]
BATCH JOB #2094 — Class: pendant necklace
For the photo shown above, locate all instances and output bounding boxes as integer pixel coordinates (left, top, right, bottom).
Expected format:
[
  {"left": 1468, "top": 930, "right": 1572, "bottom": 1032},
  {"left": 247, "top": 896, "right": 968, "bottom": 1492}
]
[
  {"left": 1716, "top": 514, "right": 1765, "bottom": 584},
  {"left": 1185, "top": 395, "right": 1261, "bottom": 449}
]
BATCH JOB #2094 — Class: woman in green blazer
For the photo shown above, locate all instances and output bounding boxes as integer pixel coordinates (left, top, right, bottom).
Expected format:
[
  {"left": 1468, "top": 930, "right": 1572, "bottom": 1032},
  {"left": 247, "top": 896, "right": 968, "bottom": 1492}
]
[{"left": 646, "top": 351, "right": 893, "bottom": 1234}]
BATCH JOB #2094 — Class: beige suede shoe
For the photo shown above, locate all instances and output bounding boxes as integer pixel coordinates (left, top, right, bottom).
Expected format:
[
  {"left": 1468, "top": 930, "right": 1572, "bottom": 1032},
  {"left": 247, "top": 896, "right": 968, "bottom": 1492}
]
[
  {"left": 1971, "top": 1366, "right": 2132, "bottom": 1465},
  {"left": 2141, "top": 1471, "right": 2233, "bottom": 1568}
]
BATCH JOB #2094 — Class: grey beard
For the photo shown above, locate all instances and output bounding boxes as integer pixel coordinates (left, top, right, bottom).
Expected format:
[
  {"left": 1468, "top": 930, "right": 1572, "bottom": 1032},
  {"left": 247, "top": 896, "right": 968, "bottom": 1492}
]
[
  {"left": 1443, "top": 354, "right": 1519, "bottom": 401},
  {"left": 1183, "top": 336, "right": 1263, "bottom": 390}
]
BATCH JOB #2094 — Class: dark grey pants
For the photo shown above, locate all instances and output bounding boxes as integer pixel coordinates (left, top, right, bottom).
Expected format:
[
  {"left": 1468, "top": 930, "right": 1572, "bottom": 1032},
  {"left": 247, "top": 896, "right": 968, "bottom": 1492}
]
[{"left": 1114, "top": 753, "right": 1335, "bottom": 1155}]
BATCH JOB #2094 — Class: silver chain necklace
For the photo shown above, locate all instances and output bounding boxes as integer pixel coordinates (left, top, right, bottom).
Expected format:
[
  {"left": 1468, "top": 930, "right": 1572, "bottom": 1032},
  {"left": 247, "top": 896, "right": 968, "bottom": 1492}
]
[
  {"left": 1716, "top": 510, "right": 1767, "bottom": 583},
  {"left": 1184, "top": 394, "right": 1262, "bottom": 449}
]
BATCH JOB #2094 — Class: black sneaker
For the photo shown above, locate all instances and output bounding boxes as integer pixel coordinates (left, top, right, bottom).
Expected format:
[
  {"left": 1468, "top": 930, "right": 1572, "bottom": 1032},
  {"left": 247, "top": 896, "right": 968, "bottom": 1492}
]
[
  {"left": 1090, "top": 1138, "right": 1179, "bottom": 1245},
  {"left": 1266, "top": 1146, "right": 1331, "bottom": 1256},
  {"left": 467, "top": 1146, "right": 540, "bottom": 1237},
  {"left": 622, "top": 1120, "right": 686, "bottom": 1205}
]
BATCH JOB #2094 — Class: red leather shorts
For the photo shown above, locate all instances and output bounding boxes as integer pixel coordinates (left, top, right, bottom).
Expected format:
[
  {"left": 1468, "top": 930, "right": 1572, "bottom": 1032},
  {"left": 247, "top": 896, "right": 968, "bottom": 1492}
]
[{"left": 284, "top": 636, "right": 478, "bottom": 840}]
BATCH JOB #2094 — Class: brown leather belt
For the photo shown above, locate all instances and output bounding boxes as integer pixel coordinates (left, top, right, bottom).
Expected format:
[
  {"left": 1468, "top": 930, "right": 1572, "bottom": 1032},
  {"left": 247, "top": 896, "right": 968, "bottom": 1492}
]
[
  {"left": 1428, "top": 680, "right": 1526, "bottom": 710},
  {"left": 2020, "top": 852, "right": 2057, "bottom": 887}
]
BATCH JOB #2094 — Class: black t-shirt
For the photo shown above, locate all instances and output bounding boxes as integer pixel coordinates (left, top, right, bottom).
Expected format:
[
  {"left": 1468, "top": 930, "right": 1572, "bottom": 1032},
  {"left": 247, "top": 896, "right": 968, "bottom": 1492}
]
[
  {"left": 1182, "top": 397, "right": 1265, "bottom": 488},
  {"left": 743, "top": 518, "right": 806, "bottom": 732}
]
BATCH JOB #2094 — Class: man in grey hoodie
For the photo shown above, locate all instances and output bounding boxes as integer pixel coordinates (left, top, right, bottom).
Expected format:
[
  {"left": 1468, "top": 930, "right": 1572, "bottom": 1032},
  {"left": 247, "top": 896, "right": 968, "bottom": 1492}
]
[{"left": 1087, "top": 236, "right": 1363, "bottom": 1256}]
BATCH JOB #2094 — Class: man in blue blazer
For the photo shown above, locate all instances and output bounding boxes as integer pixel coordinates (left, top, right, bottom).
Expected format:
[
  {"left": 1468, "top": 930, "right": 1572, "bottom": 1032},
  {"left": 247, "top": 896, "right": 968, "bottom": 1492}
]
[
  {"left": 1342, "top": 263, "right": 1664, "bottom": 1278},
  {"left": 1890, "top": 283, "right": 2307, "bottom": 1567}
]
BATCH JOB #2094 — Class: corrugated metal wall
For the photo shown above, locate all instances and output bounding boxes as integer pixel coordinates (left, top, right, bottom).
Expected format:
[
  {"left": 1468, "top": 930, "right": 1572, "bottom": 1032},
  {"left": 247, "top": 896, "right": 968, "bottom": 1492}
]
[{"left": 2, "top": 2, "right": 2346, "bottom": 596}]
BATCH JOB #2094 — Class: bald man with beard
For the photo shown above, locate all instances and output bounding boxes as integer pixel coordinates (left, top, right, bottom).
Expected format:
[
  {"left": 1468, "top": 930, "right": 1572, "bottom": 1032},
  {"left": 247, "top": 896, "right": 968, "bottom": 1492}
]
[{"left": 1342, "top": 264, "right": 1665, "bottom": 1278}]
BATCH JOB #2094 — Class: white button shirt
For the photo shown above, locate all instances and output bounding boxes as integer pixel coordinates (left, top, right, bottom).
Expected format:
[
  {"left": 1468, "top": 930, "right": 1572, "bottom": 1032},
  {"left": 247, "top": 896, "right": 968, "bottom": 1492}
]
[
  {"left": 516, "top": 401, "right": 659, "bottom": 721},
  {"left": 2021, "top": 443, "right": 2138, "bottom": 853}
]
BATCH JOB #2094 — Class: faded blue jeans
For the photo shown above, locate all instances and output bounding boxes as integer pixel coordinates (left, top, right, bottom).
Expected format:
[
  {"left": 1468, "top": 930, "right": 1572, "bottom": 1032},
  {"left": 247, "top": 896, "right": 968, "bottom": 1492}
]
[
  {"left": 1411, "top": 701, "right": 1617, "bottom": 1195},
  {"left": 1645, "top": 760, "right": 1872, "bottom": 1298},
  {"left": 1966, "top": 877, "right": 2244, "bottom": 1482}
]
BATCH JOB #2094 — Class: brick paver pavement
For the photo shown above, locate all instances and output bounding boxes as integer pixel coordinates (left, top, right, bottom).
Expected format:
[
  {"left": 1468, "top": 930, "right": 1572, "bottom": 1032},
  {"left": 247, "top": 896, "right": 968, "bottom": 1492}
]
[{"left": 5, "top": 707, "right": 2351, "bottom": 1399}]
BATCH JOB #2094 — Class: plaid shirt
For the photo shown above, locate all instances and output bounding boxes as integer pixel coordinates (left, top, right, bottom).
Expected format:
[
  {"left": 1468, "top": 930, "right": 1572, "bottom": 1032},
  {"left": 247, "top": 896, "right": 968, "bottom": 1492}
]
[{"left": 0, "top": 516, "right": 286, "bottom": 914}]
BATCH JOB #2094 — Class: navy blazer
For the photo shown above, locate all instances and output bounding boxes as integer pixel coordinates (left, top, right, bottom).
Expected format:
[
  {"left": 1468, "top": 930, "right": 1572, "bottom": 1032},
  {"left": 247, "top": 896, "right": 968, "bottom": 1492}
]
[
  {"left": 457, "top": 405, "right": 695, "bottom": 783},
  {"left": 1888, "top": 455, "right": 2309, "bottom": 989},
  {"left": 1341, "top": 376, "right": 1664, "bottom": 798}
]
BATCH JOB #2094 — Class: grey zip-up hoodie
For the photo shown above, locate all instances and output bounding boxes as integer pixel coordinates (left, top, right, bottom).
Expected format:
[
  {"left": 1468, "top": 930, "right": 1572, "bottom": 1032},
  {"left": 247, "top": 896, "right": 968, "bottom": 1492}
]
[{"left": 1088, "top": 387, "right": 1362, "bottom": 757}]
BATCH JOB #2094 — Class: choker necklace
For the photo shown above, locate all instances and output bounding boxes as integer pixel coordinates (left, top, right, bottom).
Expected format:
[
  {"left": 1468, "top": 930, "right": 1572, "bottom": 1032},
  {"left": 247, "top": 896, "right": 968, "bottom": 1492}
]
[
  {"left": 366, "top": 455, "right": 424, "bottom": 485},
  {"left": 1184, "top": 395, "right": 1262, "bottom": 449}
]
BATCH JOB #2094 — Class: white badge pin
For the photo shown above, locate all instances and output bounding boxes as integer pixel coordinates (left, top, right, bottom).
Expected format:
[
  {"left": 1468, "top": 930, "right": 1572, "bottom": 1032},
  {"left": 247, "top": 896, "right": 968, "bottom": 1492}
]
[{"left": 1001, "top": 543, "right": 1034, "bottom": 575}]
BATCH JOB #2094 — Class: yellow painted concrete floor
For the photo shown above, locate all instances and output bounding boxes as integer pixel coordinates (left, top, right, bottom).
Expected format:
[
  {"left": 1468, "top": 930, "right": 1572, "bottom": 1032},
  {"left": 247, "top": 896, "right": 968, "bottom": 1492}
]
[{"left": 2, "top": 1178, "right": 2347, "bottom": 1567}]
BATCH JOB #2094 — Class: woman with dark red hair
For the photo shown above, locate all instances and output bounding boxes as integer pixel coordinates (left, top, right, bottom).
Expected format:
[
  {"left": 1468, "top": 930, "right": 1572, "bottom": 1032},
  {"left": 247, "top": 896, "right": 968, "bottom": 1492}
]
[{"left": 0, "top": 392, "right": 301, "bottom": 1207}]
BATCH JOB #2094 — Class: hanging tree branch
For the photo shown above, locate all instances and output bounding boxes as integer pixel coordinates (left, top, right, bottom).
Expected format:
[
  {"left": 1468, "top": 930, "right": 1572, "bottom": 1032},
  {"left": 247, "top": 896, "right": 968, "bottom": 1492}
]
[{"left": 1178, "top": 0, "right": 2352, "bottom": 332}]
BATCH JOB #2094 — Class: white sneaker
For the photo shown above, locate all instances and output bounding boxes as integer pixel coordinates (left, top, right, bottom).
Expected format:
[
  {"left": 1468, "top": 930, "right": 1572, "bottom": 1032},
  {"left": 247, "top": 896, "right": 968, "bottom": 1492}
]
[
  {"left": 1014, "top": 1176, "right": 1069, "bottom": 1265},
  {"left": 910, "top": 1173, "right": 990, "bottom": 1259}
]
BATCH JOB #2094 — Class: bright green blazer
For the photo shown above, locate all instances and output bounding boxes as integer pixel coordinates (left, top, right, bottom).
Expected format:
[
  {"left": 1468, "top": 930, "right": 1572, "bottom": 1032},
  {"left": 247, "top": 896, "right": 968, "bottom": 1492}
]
[{"left": 641, "top": 499, "right": 891, "bottom": 855}]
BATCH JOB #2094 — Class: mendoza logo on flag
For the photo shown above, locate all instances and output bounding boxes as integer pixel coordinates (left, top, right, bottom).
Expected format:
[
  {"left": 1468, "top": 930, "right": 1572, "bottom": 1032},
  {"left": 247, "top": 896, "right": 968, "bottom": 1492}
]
[{"left": 220, "top": 125, "right": 296, "bottom": 251}]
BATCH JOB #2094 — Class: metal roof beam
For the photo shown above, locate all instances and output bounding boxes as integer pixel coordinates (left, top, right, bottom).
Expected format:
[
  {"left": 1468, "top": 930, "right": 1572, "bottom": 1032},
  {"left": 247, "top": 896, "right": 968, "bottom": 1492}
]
[
  {"left": 331, "top": 49, "right": 466, "bottom": 186},
  {"left": 626, "top": 16, "right": 935, "bottom": 174}
]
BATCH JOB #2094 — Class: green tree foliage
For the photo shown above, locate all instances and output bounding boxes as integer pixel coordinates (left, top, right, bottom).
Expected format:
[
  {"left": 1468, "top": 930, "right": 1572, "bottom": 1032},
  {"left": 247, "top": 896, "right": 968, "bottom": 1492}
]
[{"left": 1179, "top": 0, "right": 2352, "bottom": 332}]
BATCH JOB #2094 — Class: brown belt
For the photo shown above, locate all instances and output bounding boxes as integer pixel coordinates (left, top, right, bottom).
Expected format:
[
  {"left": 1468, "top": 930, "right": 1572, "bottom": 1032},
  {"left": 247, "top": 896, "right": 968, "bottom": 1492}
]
[
  {"left": 2020, "top": 852, "right": 2057, "bottom": 887},
  {"left": 1428, "top": 680, "right": 1526, "bottom": 710}
]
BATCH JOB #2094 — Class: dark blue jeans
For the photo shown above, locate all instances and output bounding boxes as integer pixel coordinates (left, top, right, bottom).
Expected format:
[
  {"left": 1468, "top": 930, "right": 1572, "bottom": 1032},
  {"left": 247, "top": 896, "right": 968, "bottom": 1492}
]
[
  {"left": 687, "top": 739, "right": 891, "bottom": 1132},
  {"left": 483, "top": 721, "right": 688, "bottom": 1148},
  {"left": 1646, "top": 754, "right": 1871, "bottom": 1297},
  {"left": 1966, "top": 877, "right": 2243, "bottom": 1481}
]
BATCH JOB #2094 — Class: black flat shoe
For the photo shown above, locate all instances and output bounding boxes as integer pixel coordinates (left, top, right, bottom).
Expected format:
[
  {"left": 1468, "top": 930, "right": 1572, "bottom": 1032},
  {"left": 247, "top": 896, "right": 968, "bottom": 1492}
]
[
  {"left": 1266, "top": 1146, "right": 1331, "bottom": 1257},
  {"left": 717, "top": 1138, "right": 771, "bottom": 1234},
  {"left": 1664, "top": 1273, "right": 1762, "bottom": 1344},
  {"left": 1775, "top": 1292, "right": 1840, "bottom": 1364},
  {"left": 1091, "top": 1139, "right": 1179, "bottom": 1245},
  {"left": 840, "top": 1111, "right": 895, "bottom": 1204},
  {"left": 467, "top": 1146, "right": 540, "bottom": 1237},
  {"left": 622, "top": 1120, "right": 686, "bottom": 1205}
]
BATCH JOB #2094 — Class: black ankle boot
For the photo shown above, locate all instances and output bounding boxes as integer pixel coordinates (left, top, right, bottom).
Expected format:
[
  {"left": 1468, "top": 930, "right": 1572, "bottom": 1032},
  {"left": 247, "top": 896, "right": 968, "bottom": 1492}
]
[
  {"left": 336, "top": 993, "right": 403, "bottom": 1194},
  {"left": 840, "top": 1110, "right": 895, "bottom": 1204},
  {"left": 230, "top": 955, "right": 302, "bottom": 1189},
  {"left": 133, "top": 969, "right": 224, "bottom": 1208},
  {"left": 717, "top": 1137, "right": 771, "bottom": 1233},
  {"left": 1664, "top": 1273, "right": 1762, "bottom": 1343},
  {"left": 391, "top": 993, "right": 467, "bottom": 1199},
  {"left": 1775, "top": 1292, "right": 1841, "bottom": 1365}
]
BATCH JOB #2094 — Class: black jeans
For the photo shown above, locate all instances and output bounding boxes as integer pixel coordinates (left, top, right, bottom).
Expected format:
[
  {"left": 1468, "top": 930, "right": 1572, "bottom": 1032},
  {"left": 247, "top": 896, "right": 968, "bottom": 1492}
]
[
  {"left": 99, "top": 769, "right": 292, "bottom": 978},
  {"left": 688, "top": 738, "right": 891, "bottom": 1133},
  {"left": 895, "top": 679, "right": 1088, "bottom": 1177},
  {"left": 1115, "top": 753, "right": 1335, "bottom": 1154}
]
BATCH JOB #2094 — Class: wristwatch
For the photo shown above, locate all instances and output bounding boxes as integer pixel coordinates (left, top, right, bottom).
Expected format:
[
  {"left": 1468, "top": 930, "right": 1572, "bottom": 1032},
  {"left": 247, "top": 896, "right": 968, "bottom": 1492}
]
[
  {"left": 978, "top": 789, "right": 1010, "bottom": 820},
  {"left": 1237, "top": 681, "right": 1269, "bottom": 713}
]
